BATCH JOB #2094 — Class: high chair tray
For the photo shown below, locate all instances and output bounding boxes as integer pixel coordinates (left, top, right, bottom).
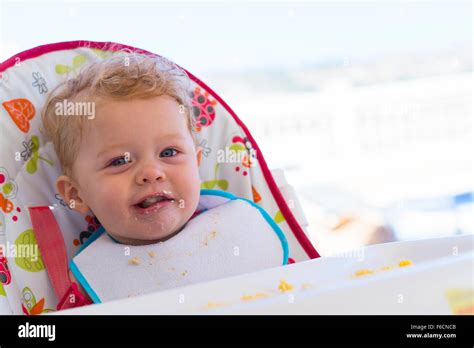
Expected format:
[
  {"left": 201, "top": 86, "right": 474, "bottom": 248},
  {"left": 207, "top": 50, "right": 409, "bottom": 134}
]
[{"left": 55, "top": 234, "right": 473, "bottom": 315}]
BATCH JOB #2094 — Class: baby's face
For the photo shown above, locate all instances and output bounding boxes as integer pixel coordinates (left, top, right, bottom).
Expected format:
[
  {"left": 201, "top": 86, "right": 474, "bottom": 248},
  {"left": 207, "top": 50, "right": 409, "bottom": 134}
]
[{"left": 66, "top": 96, "right": 201, "bottom": 245}]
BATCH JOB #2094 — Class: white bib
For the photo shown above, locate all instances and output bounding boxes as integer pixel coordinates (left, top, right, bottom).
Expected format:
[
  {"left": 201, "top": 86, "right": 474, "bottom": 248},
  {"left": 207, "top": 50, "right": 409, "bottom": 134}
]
[{"left": 69, "top": 190, "right": 289, "bottom": 303}]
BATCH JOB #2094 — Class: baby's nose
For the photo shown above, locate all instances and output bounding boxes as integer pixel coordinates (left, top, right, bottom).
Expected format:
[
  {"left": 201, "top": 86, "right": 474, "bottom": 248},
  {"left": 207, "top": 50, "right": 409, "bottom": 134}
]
[{"left": 136, "top": 165, "right": 166, "bottom": 184}]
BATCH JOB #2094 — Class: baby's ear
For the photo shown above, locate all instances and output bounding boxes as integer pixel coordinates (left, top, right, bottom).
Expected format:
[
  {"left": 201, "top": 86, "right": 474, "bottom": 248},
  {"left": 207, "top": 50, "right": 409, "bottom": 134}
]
[{"left": 56, "top": 175, "right": 90, "bottom": 215}]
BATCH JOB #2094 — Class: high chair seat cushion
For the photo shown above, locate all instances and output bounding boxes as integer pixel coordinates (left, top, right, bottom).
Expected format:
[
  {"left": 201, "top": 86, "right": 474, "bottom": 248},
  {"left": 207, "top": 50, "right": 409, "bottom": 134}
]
[{"left": 0, "top": 41, "right": 318, "bottom": 314}]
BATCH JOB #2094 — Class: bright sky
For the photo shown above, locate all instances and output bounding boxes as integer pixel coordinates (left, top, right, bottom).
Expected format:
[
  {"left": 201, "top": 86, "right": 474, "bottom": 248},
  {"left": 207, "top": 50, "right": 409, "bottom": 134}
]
[{"left": 0, "top": 0, "right": 471, "bottom": 73}]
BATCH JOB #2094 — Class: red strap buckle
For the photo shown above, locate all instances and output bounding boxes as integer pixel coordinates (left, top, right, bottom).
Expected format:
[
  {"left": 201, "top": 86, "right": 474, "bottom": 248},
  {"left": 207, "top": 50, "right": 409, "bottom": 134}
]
[{"left": 56, "top": 282, "right": 91, "bottom": 310}]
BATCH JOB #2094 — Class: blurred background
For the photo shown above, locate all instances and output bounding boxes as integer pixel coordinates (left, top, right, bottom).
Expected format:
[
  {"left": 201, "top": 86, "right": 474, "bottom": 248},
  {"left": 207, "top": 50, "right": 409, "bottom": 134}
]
[{"left": 1, "top": 0, "right": 472, "bottom": 255}]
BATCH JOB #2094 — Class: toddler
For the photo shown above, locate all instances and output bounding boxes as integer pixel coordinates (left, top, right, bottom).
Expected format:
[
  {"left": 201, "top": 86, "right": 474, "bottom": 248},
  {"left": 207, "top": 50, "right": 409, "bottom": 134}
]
[{"left": 43, "top": 53, "right": 202, "bottom": 246}]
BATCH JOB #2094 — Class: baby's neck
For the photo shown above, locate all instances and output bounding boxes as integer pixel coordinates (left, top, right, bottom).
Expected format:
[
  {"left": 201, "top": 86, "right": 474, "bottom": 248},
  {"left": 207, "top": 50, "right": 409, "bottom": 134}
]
[{"left": 108, "top": 223, "right": 187, "bottom": 246}]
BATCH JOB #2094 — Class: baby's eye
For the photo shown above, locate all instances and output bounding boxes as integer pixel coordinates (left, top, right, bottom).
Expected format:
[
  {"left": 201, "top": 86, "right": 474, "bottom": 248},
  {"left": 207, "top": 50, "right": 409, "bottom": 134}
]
[
  {"left": 160, "top": 148, "right": 178, "bottom": 158},
  {"left": 109, "top": 156, "right": 130, "bottom": 167}
]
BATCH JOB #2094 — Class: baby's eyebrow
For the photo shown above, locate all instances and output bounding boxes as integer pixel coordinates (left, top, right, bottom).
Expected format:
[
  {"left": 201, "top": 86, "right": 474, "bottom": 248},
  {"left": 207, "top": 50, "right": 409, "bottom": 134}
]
[{"left": 159, "top": 133, "right": 188, "bottom": 142}]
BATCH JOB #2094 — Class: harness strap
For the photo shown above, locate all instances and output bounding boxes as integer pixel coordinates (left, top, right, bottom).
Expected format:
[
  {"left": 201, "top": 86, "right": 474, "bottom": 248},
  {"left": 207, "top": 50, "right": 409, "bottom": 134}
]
[{"left": 28, "top": 206, "right": 91, "bottom": 311}]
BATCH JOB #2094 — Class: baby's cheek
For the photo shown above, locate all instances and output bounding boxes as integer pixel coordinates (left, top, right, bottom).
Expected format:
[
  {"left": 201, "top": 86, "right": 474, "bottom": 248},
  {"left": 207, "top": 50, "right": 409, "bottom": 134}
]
[
  {"left": 183, "top": 171, "right": 201, "bottom": 213},
  {"left": 93, "top": 183, "right": 116, "bottom": 207},
  {"left": 89, "top": 182, "right": 127, "bottom": 225}
]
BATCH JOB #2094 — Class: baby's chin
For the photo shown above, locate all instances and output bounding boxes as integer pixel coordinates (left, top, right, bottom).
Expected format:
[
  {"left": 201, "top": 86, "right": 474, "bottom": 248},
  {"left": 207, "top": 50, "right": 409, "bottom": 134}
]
[{"left": 104, "top": 200, "right": 198, "bottom": 245}]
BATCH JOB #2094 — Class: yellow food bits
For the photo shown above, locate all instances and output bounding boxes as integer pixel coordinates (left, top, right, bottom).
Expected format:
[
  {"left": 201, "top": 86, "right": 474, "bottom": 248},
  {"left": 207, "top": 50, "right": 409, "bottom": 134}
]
[
  {"left": 128, "top": 257, "right": 140, "bottom": 265},
  {"left": 148, "top": 251, "right": 156, "bottom": 258},
  {"left": 381, "top": 266, "right": 393, "bottom": 271},
  {"left": 353, "top": 259, "right": 414, "bottom": 278},
  {"left": 278, "top": 279, "right": 294, "bottom": 293},
  {"left": 203, "top": 230, "right": 218, "bottom": 246},
  {"left": 399, "top": 259, "right": 413, "bottom": 267},
  {"left": 241, "top": 292, "right": 268, "bottom": 301},
  {"left": 203, "top": 302, "right": 226, "bottom": 310},
  {"left": 353, "top": 269, "right": 374, "bottom": 277}
]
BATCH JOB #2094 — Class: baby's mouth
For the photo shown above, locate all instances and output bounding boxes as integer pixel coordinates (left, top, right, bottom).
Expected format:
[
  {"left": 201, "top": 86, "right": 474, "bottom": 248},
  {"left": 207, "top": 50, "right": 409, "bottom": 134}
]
[
  {"left": 132, "top": 192, "right": 175, "bottom": 215},
  {"left": 136, "top": 195, "right": 171, "bottom": 208}
]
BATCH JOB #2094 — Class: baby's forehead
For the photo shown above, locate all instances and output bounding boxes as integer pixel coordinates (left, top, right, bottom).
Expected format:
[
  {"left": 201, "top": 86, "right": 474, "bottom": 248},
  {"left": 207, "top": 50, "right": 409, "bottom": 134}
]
[
  {"left": 84, "top": 115, "right": 189, "bottom": 143},
  {"left": 92, "top": 99, "right": 186, "bottom": 126},
  {"left": 76, "top": 96, "right": 193, "bottom": 147},
  {"left": 88, "top": 116, "right": 188, "bottom": 138},
  {"left": 88, "top": 115, "right": 190, "bottom": 137}
]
